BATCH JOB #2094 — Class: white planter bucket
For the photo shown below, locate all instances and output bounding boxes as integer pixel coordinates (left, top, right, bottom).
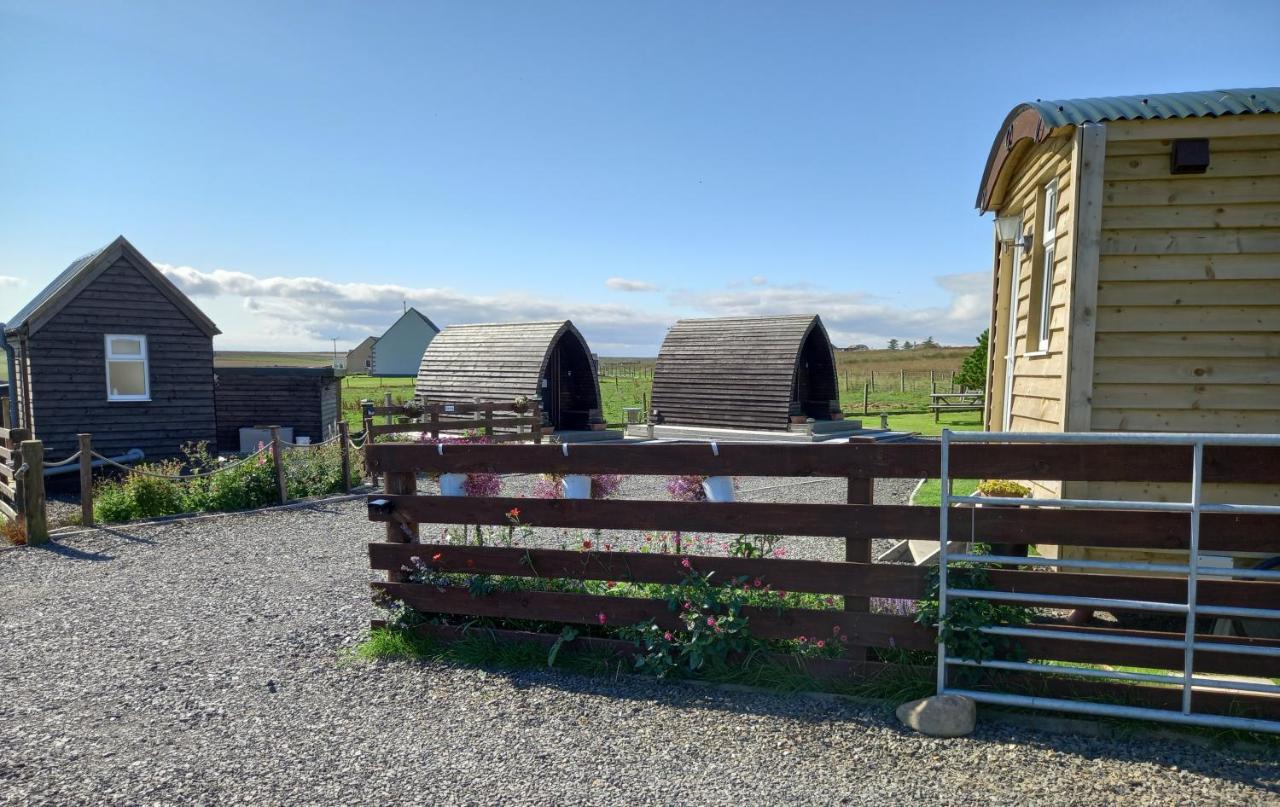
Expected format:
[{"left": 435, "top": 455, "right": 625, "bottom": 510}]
[
  {"left": 562, "top": 475, "right": 592, "bottom": 499},
  {"left": 439, "top": 473, "right": 467, "bottom": 497},
  {"left": 701, "top": 476, "right": 735, "bottom": 502}
]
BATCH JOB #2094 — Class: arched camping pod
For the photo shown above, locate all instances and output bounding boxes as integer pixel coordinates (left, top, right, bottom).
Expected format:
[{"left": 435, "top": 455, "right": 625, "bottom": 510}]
[
  {"left": 415, "top": 320, "right": 602, "bottom": 430},
  {"left": 650, "top": 314, "right": 839, "bottom": 431}
]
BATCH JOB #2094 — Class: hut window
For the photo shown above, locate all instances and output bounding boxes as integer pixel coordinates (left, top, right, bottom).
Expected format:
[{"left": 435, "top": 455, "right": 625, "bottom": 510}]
[
  {"left": 105, "top": 334, "right": 150, "bottom": 401},
  {"left": 1035, "top": 179, "right": 1058, "bottom": 352}
]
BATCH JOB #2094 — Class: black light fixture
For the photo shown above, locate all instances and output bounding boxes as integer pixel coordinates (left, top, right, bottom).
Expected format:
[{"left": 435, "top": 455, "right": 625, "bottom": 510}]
[{"left": 1170, "top": 138, "right": 1210, "bottom": 174}]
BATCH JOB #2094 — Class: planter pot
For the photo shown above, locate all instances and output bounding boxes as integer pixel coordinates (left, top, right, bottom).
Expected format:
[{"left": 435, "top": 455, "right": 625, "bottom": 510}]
[
  {"left": 439, "top": 473, "right": 466, "bottom": 497},
  {"left": 562, "top": 475, "right": 591, "bottom": 499},
  {"left": 701, "top": 476, "right": 735, "bottom": 502}
]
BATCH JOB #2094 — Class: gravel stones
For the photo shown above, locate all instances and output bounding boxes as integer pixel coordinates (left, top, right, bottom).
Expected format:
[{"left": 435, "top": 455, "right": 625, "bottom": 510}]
[{"left": 3, "top": 496, "right": 1279, "bottom": 804}]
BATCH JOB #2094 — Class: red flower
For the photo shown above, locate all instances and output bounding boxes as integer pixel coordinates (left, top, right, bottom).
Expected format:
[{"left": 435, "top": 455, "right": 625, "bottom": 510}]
[
  {"left": 431, "top": 552, "right": 443, "bottom": 562},
  {"left": 506, "top": 507, "right": 521, "bottom": 519},
  {"left": 582, "top": 539, "right": 592, "bottom": 550},
  {"left": 680, "top": 558, "right": 691, "bottom": 569}
]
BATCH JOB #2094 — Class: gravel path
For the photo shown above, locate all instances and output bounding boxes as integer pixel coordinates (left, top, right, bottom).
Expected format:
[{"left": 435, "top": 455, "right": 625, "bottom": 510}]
[{"left": 2, "top": 498, "right": 1278, "bottom": 805}]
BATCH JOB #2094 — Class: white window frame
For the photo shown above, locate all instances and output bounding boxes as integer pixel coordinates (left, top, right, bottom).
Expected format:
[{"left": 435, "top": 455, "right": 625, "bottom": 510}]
[
  {"left": 1036, "top": 179, "right": 1059, "bottom": 352},
  {"left": 104, "top": 334, "right": 151, "bottom": 402}
]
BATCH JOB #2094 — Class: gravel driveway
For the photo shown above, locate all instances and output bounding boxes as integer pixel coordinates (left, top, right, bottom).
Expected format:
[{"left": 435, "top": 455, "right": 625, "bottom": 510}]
[{"left": 2, "top": 494, "right": 1278, "bottom": 805}]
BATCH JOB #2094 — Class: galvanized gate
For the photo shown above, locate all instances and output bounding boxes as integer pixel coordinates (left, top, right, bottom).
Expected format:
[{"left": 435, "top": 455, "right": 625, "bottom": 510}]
[{"left": 936, "top": 430, "right": 1280, "bottom": 734}]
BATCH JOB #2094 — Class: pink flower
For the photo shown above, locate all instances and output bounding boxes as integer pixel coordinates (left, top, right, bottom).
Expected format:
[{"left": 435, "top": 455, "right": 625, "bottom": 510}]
[
  {"left": 706, "top": 616, "right": 716, "bottom": 627},
  {"left": 680, "top": 557, "right": 691, "bottom": 569},
  {"left": 662, "top": 631, "right": 674, "bottom": 642},
  {"left": 777, "top": 590, "right": 788, "bottom": 598},
  {"left": 582, "top": 539, "right": 592, "bottom": 550},
  {"left": 797, "top": 636, "right": 807, "bottom": 644},
  {"left": 816, "top": 640, "right": 826, "bottom": 648},
  {"left": 597, "top": 612, "right": 607, "bottom": 625},
  {"left": 832, "top": 625, "right": 841, "bottom": 635},
  {"left": 824, "top": 596, "right": 836, "bottom": 606},
  {"left": 753, "top": 578, "right": 762, "bottom": 588},
  {"left": 682, "top": 601, "right": 692, "bottom": 611}
]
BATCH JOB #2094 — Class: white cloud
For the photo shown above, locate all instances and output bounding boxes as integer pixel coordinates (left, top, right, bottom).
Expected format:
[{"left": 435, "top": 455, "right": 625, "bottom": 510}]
[
  {"left": 156, "top": 261, "right": 989, "bottom": 355},
  {"left": 0, "top": 275, "right": 23, "bottom": 289},
  {"left": 157, "top": 263, "right": 671, "bottom": 354},
  {"left": 751, "top": 275, "right": 768, "bottom": 286},
  {"left": 605, "top": 277, "right": 659, "bottom": 292},
  {"left": 674, "top": 271, "right": 989, "bottom": 348}
]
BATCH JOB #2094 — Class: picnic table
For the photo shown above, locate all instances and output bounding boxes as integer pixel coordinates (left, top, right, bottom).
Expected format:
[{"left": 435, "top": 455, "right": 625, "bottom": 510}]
[{"left": 929, "top": 391, "right": 983, "bottom": 422}]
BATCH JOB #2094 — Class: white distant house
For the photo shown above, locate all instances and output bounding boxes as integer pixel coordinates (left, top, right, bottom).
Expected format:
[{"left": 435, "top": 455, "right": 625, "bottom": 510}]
[{"left": 370, "top": 307, "right": 440, "bottom": 377}]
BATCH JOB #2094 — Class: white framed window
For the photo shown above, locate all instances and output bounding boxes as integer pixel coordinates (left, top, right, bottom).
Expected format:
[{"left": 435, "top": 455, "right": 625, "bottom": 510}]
[
  {"left": 1036, "top": 179, "right": 1059, "bottom": 351},
  {"left": 105, "top": 334, "right": 151, "bottom": 401}
]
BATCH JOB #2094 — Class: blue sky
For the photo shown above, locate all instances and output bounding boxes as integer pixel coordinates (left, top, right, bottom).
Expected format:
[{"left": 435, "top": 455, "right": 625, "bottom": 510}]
[{"left": 2, "top": 1, "right": 1276, "bottom": 354}]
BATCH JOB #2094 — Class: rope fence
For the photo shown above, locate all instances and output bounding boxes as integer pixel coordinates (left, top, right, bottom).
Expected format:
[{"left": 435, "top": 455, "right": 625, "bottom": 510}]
[{"left": 88, "top": 445, "right": 272, "bottom": 480}]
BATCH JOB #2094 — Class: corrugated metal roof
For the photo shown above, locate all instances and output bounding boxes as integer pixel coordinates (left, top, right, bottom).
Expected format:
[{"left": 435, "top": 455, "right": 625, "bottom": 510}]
[
  {"left": 1025, "top": 87, "right": 1278, "bottom": 128},
  {"left": 6, "top": 244, "right": 109, "bottom": 329}
]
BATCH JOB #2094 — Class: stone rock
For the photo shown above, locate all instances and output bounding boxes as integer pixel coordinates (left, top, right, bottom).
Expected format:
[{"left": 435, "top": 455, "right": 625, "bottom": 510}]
[{"left": 895, "top": 695, "right": 977, "bottom": 737}]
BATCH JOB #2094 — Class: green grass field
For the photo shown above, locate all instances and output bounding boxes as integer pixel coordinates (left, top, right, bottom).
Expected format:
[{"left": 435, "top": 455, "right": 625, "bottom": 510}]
[
  {"left": 214, "top": 351, "right": 335, "bottom": 368},
  {"left": 340, "top": 375, "right": 416, "bottom": 429}
]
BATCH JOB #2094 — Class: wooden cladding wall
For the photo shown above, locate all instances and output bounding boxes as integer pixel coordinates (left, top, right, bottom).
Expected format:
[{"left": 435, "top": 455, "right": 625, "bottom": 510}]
[
  {"left": 650, "top": 315, "right": 839, "bottom": 430},
  {"left": 366, "top": 440, "right": 1280, "bottom": 719},
  {"left": 985, "top": 134, "right": 1076, "bottom": 459},
  {"left": 214, "top": 368, "right": 340, "bottom": 452},
  {"left": 23, "top": 257, "right": 216, "bottom": 460},
  {"left": 1094, "top": 116, "right": 1280, "bottom": 439},
  {"left": 415, "top": 321, "right": 601, "bottom": 429}
]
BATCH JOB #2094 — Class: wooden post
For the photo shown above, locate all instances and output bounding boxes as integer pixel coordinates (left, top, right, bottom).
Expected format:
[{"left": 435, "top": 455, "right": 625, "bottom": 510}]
[
  {"left": 383, "top": 392, "right": 393, "bottom": 426},
  {"left": 930, "top": 370, "right": 935, "bottom": 391},
  {"left": 20, "top": 439, "right": 47, "bottom": 546},
  {"left": 0, "top": 396, "right": 8, "bottom": 429},
  {"left": 862, "top": 383, "right": 869, "bottom": 416},
  {"left": 9, "top": 428, "right": 29, "bottom": 517},
  {"left": 429, "top": 406, "right": 440, "bottom": 440},
  {"left": 339, "top": 421, "right": 352, "bottom": 493},
  {"left": 483, "top": 403, "right": 494, "bottom": 438},
  {"left": 78, "top": 433, "right": 94, "bottom": 527},
  {"left": 531, "top": 402, "right": 543, "bottom": 444},
  {"left": 899, "top": 369, "right": 905, "bottom": 393},
  {"left": 270, "top": 426, "right": 287, "bottom": 505},
  {"left": 385, "top": 469, "right": 418, "bottom": 581},
  {"left": 844, "top": 473, "right": 873, "bottom": 662}
]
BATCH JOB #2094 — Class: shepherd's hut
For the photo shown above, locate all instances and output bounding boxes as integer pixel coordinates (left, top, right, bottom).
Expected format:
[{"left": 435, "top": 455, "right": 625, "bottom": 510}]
[
  {"left": 977, "top": 86, "right": 1280, "bottom": 565},
  {"left": 416, "top": 321, "right": 602, "bottom": 430}
]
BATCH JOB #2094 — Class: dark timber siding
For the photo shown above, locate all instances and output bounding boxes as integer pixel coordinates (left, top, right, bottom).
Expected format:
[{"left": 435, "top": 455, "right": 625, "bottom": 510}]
[
  {"left": 416, "top": 320, "right": 601, "bottom": 429},
  {"left": 25, "top": 257, "right": 216, "bottom": 459},
  {"left": 650, "top": 315, "right": 839, "bottom": 430},
  {"left": 214, "top": 368, "right": 340, "bottom": 452}
]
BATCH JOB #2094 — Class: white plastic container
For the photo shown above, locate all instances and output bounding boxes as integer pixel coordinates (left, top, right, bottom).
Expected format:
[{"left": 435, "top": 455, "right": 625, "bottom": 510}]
[
  {"left": 701, "top": 476, "right": 735, "bottom": 502},
  {"left": 562, "top": 475, "right": 592, "bottom": 499},
  {"left": 439, "top": 473, "right": 467, "bottom": 496}
]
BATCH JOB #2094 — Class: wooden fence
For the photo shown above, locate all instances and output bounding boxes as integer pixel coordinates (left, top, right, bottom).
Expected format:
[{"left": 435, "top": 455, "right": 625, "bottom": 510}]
[
  {"left": 365, "top": 440, "right": 1280, "bottom": 720},
  {"left": 0, "top": 425, "right": 47, "bottom": 544},
  {"left": 363, "top": 398, "right": 545, "bottom": 444}
]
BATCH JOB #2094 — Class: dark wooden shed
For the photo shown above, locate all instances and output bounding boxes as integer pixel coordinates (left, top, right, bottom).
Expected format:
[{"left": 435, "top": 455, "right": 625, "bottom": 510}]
[
  {"left": 2, "top": 236, "right": 220, "bottom": 460},
  {"left": 416, "top": 320, "right": 602, "bottom": 430},
  {"left": 213, "top": 366, "right": 341, "bottom": 453},
  {"left": 650, "top": 314, "right": 839, "bottom": 430}
]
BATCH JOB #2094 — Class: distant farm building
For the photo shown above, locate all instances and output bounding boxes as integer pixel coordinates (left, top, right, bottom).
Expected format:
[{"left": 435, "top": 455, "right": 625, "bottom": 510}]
[
  {"left": 2, "top": 236, "right": 220, "bottom": 460},
  {"left": 370, "top": 308, "right": 438, "bottom": 376},
  {"left": 977, "top": 87, "right": 1280, "bottom": 553},
  {"left": 416, "top": 321, "right": 602, "bottom": 430},
  {"left": 2, "top": 236, "right": 344, "bottom": 459},
  {"left": 345, "top": 335, "right": 378, "bottom": 374},
  {"left": 650, "top": 315, "right": 840, "bottom": 431}
]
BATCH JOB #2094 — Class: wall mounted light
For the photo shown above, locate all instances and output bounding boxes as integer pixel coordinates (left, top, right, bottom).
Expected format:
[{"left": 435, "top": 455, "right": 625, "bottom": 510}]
[{"left": 994, "top": 215, "right": 1032, "bottom": 251}]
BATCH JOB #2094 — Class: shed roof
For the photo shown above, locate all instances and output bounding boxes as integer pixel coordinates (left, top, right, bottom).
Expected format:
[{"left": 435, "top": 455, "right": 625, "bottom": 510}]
[
  {"left": 415, "top": 320, "right": 591, "bottom": 402},
  {"left": 4, "top": 235, "right": 220, "bottom": 337},
  {"left": 977, "top": 87, "right": 1280, "bottom": 211},
  {"left": 650, "top": 314, "right": 836, "bottom": 430}
]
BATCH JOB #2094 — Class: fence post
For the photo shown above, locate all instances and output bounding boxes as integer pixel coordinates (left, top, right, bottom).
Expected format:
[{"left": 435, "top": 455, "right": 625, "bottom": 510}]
[
  {"left": 78, "top": 433, "right": 94, "bottom": 527},
  {"left": 483, "top": 403, "right": 494, "bottom": 438},
  {"left": 361, "top": 400, "right": 379, "bottom": 488},
  {"left": 20, "top": 439, "right": 47, "bottom": 546},
  {"left": 383, "top": 392, "right": 393, "bottom": 426},
  {"left": 429, "top": 406, "right": 440, "bottom": 440},
  {"left": 531, "top": 402, "right": 543, "bottom": 444},
  {"left": 0, "top": 396, "right": 8, "bottom": 429},
  {"left": 930, "top": 370, "right": 935, "bottom": 392},
  {"left": 339, "top": 421, "right": 352, "bottom": 493},
  {"left": 862, "top": 383, "right": 869, "bottom": 416},
  {"left": 270, "top": 426, "right": 287, "bottom": 505},
  {"left": 899, "top": 369, "right": 905, "bottom": 393},
  {"left": 844, "top": 473, "right": 874, "bottom": 663},
  {"left": 385, "top": 468, "right": 418, "bottom": 581},
  {"left": 9, "top": 427, "right": 29, "bottom": 517}
]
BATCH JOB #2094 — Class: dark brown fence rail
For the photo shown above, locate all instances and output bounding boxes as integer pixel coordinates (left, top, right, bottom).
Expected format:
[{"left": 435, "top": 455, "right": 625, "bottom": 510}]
[
  {"left": 365, "top": 439, "right": 1280, "bottom": 719},
  {"left": 364, "top": 400, "right": 544, "bottom": 444}
]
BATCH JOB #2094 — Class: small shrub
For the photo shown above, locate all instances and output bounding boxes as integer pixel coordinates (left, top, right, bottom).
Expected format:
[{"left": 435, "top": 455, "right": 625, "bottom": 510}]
[
  {"left": 976, "top": 479, "right": 1032, "bottom": 498},
  {"left": 2, "top": 516, "right": 26, "bottom": 546}
]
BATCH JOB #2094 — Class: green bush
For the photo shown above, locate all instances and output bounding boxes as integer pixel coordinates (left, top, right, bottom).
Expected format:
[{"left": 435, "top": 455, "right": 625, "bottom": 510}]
[{"left": 92, "top": 440, "right": 353, "bottom": 525}]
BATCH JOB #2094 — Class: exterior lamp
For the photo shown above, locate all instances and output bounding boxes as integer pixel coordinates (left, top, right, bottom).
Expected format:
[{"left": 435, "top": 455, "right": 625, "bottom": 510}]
[{"left": 994, "top": 215, "right": 1031, "bottom": 251}]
